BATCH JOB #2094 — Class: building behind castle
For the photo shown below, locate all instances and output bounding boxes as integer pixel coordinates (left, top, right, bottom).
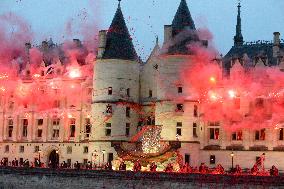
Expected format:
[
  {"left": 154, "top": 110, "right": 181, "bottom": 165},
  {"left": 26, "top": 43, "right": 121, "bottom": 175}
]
[{"left": 1, "top": 0, "right": 284, "bottom": 171}]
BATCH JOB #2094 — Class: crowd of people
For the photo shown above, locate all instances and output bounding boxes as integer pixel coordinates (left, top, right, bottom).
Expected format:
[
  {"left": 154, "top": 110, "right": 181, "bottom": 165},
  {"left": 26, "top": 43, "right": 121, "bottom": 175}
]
[{"left": 0, "top": 158, "right": 280, "bottom": 176}]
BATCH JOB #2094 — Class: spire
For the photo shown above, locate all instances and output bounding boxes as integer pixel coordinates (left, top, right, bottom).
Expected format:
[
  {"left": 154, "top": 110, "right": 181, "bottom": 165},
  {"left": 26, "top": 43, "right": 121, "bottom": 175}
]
[
  {"left": 172, "top": 0, "right": 196, "bottom": 37},
  {"left": 102, "top": 0, "right": 138, "bottom": 61},
  {"left": 234, "top": 2, "right": 244, "bottom": 46}
]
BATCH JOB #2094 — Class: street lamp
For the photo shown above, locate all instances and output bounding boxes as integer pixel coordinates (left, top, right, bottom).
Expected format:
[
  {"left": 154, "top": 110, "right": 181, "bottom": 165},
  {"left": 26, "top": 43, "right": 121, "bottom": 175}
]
[{"left": 230, "top": 152, "right": 234, "bottom": 170}]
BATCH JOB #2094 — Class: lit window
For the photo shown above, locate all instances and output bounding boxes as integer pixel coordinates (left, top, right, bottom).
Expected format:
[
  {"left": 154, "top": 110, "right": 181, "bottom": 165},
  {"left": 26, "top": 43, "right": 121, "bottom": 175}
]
[
  {"left": 108, "top": 87, "right": 112, "bottom": 95},
  {"left": 210, "top": 155, "right": 216, "bottom": 164}
]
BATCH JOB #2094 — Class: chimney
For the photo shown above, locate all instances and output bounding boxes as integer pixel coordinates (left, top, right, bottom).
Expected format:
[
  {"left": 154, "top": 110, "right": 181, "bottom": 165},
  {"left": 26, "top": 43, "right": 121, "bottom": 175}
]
[
  {"left": 164, "top": 25, "right": 172, "bottom": 44},
  {"left": 97, "top": 30, "right": 107, "bottom": 59},
  {"left": 273, "top": 32, "right": 280, "bottom": 57}
]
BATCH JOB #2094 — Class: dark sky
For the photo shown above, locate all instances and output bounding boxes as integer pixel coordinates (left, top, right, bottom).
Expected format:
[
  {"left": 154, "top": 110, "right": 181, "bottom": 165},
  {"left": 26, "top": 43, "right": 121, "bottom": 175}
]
[{"left": 0, "top": 0, "right": 283, "bottom": 60}]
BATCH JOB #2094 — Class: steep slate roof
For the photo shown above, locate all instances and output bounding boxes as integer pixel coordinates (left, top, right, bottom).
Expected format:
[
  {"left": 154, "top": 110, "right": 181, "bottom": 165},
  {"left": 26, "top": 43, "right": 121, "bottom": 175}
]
[
  {"left": 166, "top": 0, "right": 203, "bottom": 55},
  {"left": 223, "top": 3, "right": 284, "bottom": 75},
  {"left": 102, "top": 1, "right": 138, "bottom": 61},
  {"left": 172, "top": 0, "right": 196, "bottom": 36}
]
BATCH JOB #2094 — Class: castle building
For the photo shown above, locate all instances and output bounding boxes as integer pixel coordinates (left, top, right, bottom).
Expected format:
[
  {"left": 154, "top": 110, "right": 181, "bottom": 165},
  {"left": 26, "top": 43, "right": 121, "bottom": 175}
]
[{"left": 1, "top": 0, "right": 284, "bottom": 171}]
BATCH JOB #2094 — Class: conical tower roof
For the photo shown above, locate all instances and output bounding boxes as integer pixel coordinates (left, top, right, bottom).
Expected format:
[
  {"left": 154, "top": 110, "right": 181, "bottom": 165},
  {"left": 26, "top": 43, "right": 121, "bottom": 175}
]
[
  {"left": 172, "top": 0, "right": 196, "bottom": 37},
  {"left": 102, "top": 1, "right": 138, "bottom": 61}
]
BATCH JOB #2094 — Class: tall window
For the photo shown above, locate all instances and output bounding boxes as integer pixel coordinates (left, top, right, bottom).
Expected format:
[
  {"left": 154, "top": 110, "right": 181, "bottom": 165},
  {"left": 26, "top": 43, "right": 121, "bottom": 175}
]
[
  {"left": 83, "top": 146, "right": 88, "bottom": 154},
  {"left": 178, "top": 87, "right": 183, "bottom": 93},
  {"left": 279, "top": 128, "right": 284, "bottom": 140},
  {"left": 52, "top": 129, "right": 59, "bottom": 138},
  {"left": 105, "top": 123, "right": 111, "bottom": 136},
  {"left": 209, "top": 128, "right": 219, "bottom": 140},
  {"left": 37, "top": 129, "right": 42, "bottom": 138},
  {"left": 126, "top": 107, "right": 130, "bottom": 117},
  {"left": 126, "top": 88, "right": 130, "bottom": 97},
  {"left": 22, "top": 119, "right": 28, "bottom": 137},
  {"left": 85, "top": 118, "right": 91, "bottom": 138},
  {"left": 69, "top": 118, "right": 76, "bottom": 138},
  {"left": 126, "top": 123, "right": 130, "bottom": 137},
  {"left": 149, "top": 90, "right": 152, "bottom": 98},
  {"left": 255, "top": 129, "right": 265, "bottom": 140},
  {"left": 193, "top": 105, "right": 198, "bottom": 117},
  {"left": 108, "top": 87, "right": 112, "bottom": 95},
  {"left": 193, "top": 122, "right": 198, "bottom": 138},
  {"left": 8, "top": 119, "right": 13, "bottom": 138},
  {"left": 176, "top": 122, "right": 182, "bottom": 136},
  {"left": 232, "top": 131, "right": 242, "bottom": 141},
  {"left": 5, "top": 145, "right": 9, "bottom": 153}
]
